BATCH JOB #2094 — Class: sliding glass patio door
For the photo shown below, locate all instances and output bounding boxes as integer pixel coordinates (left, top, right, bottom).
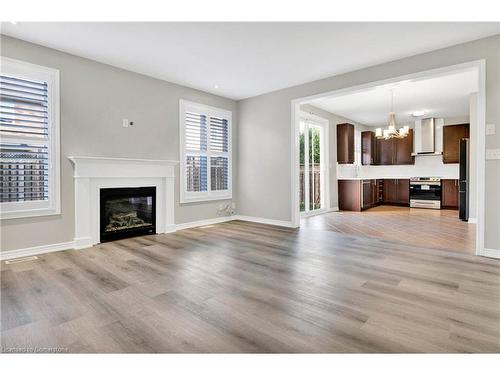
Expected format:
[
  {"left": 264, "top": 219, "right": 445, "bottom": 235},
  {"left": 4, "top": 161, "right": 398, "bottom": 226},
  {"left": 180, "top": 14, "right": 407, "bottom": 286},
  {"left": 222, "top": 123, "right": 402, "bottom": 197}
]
[{"left": 299, "top": 117, "right": 327, "bottom": 215}]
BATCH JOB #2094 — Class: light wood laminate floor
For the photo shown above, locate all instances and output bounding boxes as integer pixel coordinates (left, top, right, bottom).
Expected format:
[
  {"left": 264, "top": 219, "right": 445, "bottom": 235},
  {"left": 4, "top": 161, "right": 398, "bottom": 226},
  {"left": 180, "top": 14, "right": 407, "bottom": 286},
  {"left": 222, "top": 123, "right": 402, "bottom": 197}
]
[
  {"left": 302, "top": 206, "right": 476, "bottom": 254},
  {"left": 1, "top": 220, "right": 498, "bottom": 353}
]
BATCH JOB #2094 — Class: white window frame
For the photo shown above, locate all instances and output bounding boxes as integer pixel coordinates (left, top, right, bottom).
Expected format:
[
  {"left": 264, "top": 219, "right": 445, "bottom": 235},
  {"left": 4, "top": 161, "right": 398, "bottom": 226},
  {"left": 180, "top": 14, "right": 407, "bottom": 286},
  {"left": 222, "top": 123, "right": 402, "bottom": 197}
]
[
  {"left": 179, "top": 100, "right": 232, "bottom": 203},
  {"left": 0, "top": 57, "right": 61, "bottom": 220}
]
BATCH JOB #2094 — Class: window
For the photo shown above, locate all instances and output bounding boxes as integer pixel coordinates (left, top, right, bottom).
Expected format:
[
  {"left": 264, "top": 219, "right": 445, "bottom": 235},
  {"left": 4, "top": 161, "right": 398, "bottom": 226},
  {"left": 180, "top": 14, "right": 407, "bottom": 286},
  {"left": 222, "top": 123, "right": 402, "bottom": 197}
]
[
  {"left": 0, "top": 57, "right": 60, "bottom": 219},
  {"left": 180, "top": 100, "right": 231, "bottom": 203}
]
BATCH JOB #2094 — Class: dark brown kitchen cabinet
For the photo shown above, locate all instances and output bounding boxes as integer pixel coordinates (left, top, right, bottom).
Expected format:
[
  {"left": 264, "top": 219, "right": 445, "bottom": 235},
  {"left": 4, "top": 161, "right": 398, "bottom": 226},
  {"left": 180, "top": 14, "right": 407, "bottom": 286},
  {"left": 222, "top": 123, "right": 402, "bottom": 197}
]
[
  {"left": 362, "top": 179, "right": 379, "bottom": 209},
  {"left": 442, "top": 179, "right": 459, "bottom": 209},
  {"left": 397, "top": 179, "right": 410, "bottom": 204},
  {"left": 338, "top": 179, "right": 379, "bottom": 211},
  {"left": 394, "top": 129, "right": 415, "bottom": 165},
  {"left": 377, "top": 137, "right": 393, "bottom": 165},
  {"left": 338, "top": 180, "right": 362, "bottom": 211},
  {"left": 375, "top": 129, "right": 414, "bottom": 165},
  {"left": 383, "top": 179, "right": 409, "bottom": 205},
  {"left": 361, "top": 131, "right": 376, "bottom": 165},
  {"left": 337, "top": 123, "right": 355, "bottom": 164},
  {"left": 443, "top": 124, "right": 469, "bottom": 164}
]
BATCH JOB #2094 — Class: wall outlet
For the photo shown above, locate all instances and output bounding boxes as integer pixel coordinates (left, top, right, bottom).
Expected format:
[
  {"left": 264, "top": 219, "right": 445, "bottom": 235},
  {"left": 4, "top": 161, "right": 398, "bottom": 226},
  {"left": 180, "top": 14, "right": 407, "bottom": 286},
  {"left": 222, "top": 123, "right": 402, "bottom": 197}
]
[
  {"left": 486, "top": 123, "right": 495, "bottom": 135},
  {"left": 122, "top": 118, "right": 129, "bottom": 128}
]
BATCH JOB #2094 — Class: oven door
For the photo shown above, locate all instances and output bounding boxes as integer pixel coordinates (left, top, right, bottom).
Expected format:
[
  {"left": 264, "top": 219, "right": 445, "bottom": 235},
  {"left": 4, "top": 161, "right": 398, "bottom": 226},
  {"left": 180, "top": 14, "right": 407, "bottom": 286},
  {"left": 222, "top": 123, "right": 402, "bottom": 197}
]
[{"left": 409, "top": 182, "right": 441, "bottom": 201}]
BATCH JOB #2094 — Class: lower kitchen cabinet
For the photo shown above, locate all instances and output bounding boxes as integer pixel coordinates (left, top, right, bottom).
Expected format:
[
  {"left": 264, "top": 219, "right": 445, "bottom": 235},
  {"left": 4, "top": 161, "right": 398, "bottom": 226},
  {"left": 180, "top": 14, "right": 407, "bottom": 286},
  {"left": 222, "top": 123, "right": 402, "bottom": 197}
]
[
  {"left": 339, "top": 178, "right": 409, "bottom": 211},
  {"left": 441, "top": 179, "right": 459, "bottom": 209},
  {"left": 362, "top": 179, "right": 379, "bottom": 209},
  {"left": 338, "top": 179, "right": 380, "bottom": 211},
  {"left": 382, "top": 179, "right": 409, "bottom": 205},
  {"left": 338, "top": 180, "right": 362, "bottom": 211}
]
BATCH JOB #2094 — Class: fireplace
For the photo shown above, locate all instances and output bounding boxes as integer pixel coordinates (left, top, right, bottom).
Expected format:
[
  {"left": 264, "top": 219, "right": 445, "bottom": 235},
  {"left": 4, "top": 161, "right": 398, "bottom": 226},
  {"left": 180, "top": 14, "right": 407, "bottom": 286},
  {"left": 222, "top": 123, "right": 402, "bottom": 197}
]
[{"left": 100, "top": 186, "right": 156, "bottom": 242}]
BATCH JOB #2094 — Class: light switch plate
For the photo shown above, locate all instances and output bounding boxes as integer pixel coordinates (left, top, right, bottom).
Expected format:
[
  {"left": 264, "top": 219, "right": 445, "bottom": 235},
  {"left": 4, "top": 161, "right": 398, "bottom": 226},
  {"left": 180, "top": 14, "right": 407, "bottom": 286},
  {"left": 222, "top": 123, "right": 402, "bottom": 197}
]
[
  {"left": 486, "top": 149, "right": 500, "bottom": 160},
  {"left": 122, "top": 118, "right": 129, "bottom": 128},
  {"left": 486, "top": 123, "right": 495, "bottom": 135}
]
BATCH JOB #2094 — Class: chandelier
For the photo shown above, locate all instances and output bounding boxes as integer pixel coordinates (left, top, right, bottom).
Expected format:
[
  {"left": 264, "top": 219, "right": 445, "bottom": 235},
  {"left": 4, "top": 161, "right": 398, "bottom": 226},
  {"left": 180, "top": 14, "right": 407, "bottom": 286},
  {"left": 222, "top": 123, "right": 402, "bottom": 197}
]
[{"left": 376, "top": 90, "right": 409, "bottom": 139}]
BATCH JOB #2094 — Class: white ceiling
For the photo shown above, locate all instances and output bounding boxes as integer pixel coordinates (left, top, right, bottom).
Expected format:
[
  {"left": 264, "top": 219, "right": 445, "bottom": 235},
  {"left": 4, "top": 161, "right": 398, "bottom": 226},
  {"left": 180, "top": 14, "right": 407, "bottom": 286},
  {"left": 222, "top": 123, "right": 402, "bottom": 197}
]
[
  {"left": 1, "top": 22, "right": 498, "bottom": 100},
  {"left": 309, "top": 70, "right": 478, "bottom": 126}
]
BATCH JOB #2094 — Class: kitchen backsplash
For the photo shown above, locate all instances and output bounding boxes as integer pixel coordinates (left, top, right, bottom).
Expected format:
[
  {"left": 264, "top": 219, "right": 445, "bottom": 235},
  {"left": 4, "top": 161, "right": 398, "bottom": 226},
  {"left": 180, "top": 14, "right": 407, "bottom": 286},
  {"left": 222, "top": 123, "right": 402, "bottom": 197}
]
[{"left": 337, "top": 154, "right": 459, "bottom": 179}]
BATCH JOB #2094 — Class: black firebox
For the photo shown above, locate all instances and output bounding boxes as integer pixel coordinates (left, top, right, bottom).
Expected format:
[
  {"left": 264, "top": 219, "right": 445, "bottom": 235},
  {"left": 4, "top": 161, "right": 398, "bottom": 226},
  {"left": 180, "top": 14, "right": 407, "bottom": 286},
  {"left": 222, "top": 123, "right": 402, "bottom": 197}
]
[{"left": 99, "top": 186, "right": 156, "bottom": 242}]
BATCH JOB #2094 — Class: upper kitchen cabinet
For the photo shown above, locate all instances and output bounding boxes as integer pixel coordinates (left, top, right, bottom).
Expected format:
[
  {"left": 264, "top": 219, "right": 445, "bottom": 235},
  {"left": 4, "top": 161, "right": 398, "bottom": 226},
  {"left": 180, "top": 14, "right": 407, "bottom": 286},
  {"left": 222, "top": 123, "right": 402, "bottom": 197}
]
[
  {"left": 394, "top": 129, "right": 415, "bottom": 165},
  {"left": 361, "top": 131, "right": 376, "bottom": 165},
  {"left": 337, "top": 123, "right": 354, "bottom": 164},
  {"left": 375, "top": 129, "right": 414, "bottom": 165},
  {"left": 443, "top": 124, "right": 469, "bottom": 164},
  {"left": 377, "top": 137, "right": 393, "bottom": 165}
]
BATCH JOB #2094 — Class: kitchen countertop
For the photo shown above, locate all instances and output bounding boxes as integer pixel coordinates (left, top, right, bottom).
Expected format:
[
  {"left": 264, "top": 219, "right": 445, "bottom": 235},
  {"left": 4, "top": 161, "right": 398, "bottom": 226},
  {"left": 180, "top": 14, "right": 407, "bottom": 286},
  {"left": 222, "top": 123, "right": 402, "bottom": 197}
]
[{"left": 337, "top": 176, "right": 454, "bottom": 180}]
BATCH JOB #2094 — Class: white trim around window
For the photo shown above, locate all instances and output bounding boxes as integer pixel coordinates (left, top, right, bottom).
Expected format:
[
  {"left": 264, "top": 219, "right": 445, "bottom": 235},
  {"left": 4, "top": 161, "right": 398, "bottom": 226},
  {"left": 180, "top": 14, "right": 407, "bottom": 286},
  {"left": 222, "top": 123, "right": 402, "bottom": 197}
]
[
  {"left": 0, "top": 57, "right": 61, "bottom": 219},
  {"left": 179, "top": 100, "right": 232, "bottom": 203}
]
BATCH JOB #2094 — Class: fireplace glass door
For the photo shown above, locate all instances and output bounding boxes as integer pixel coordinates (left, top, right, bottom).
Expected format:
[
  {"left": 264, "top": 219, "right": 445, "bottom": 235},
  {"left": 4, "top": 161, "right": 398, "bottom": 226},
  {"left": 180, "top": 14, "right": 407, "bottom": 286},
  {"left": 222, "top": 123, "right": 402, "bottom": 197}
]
[{"left": 100, "top": 186, "right": 156, "bottom": 242}]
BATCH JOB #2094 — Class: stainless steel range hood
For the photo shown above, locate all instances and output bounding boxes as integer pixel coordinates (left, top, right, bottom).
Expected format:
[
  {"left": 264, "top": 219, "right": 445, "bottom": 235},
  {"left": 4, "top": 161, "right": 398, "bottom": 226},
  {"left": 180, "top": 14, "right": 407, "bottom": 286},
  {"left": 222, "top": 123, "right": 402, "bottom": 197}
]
[{"left": 412, "top": 118, "right": 442, "bottom": 156}]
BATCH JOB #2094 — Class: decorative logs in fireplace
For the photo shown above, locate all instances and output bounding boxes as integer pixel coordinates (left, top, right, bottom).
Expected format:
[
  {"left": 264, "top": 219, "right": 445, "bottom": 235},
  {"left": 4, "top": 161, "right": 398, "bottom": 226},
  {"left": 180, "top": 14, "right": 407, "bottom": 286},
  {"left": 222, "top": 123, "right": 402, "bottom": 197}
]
[{"left": 100, "top": 186, "right": 156, "bottom": 242}]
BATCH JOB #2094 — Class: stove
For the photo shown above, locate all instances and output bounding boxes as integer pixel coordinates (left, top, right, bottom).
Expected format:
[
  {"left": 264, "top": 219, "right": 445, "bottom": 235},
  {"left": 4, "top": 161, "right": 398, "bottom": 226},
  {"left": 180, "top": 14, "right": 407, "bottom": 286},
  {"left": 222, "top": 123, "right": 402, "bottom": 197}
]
[{"left": 409, "top": 177, "right": 441, "bottom": 209}]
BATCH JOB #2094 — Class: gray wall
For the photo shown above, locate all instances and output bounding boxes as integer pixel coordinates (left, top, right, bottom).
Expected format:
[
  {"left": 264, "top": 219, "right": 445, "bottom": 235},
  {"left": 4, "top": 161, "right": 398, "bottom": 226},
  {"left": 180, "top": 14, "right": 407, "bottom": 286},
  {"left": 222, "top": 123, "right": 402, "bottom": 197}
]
[
  {"left": 0, "top": 35, "right": 237, "bottom": 252},
  {"left": 237, "top": 35, "right": 500, "bottom": 250}
]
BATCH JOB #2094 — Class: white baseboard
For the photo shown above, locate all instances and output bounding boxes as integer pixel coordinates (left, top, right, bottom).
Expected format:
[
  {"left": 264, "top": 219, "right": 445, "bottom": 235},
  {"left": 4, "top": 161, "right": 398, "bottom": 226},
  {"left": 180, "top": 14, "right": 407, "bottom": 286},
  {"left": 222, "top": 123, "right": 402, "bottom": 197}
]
[
  {"left": 175, "top": 216, "right": 234, "bottom": 230},
  {"left": 0, "top": 241, "right": 75, "bottom": 261},
  {"left": 73, "top": 236, "right": 93, "bottom": 250},
  {"left": 480, "top": 248, "right": 500, "bottom": 259},
  {"left": 176, "top": 215, "right": 296, "bottom": 230},
  {"left": 163, "top": 224, "right": 177, "bottom": 233},
  {"left": 468, "top": 217, "right": 478, "bottom": 224},
  {"left": 233, "top": 215, "right": 295, "bottom": 228}
]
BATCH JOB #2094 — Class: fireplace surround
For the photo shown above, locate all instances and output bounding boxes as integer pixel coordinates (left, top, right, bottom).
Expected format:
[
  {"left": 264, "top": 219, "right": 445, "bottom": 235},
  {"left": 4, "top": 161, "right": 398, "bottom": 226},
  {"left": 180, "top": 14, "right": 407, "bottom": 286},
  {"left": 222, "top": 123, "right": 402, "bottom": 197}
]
[{"left": 69, "top": 156, "right": 177, "bottom": 249}]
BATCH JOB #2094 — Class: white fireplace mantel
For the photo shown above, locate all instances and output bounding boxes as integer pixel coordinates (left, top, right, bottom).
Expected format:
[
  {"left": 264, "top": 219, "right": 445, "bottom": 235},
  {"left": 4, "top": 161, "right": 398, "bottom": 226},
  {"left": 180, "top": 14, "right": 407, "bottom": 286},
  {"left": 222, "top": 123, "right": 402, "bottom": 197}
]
[{"left": 68, "top": 156, "right": 178, "bottom": 249}]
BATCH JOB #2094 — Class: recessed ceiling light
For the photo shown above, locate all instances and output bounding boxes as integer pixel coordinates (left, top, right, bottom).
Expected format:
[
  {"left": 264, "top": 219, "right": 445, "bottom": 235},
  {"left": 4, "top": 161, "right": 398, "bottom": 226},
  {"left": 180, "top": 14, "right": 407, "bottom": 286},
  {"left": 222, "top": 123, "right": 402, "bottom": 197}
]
[
  {"left": 412, "top": 110, "right": 426, "bottom": 117},
  {"left": 214, "top": 84, "right": 219, "bottom": 89}
]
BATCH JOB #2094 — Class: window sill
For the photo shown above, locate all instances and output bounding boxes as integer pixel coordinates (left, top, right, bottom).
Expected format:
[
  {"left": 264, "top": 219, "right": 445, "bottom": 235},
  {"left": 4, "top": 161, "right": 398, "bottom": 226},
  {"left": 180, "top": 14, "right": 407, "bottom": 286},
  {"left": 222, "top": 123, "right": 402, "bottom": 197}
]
[
  {"left": 180, "top": 194, "right": 232, "bottom": 204},
  {"left": 0, "top": 206, "right": 61, "bottom": 220}
]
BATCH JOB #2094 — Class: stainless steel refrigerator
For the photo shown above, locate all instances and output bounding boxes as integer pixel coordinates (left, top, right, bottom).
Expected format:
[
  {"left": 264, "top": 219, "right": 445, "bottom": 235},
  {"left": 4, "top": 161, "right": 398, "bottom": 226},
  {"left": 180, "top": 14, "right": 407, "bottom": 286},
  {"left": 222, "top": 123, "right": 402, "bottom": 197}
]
[{"left": 459, "top": 138, "right": 469, "bottom": 221}]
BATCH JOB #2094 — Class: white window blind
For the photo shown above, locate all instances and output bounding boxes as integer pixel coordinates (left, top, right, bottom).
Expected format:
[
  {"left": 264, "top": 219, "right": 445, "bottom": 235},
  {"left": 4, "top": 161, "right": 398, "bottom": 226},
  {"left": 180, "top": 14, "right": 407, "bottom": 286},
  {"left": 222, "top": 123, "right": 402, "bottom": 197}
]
[
  {"left": 0, "top": 57, "right": 60, "bottom": 219},
  {"left": 180, "top": 100, "right": 231, "bottom": 203},
  {"left": 1, "top": 75, "right": 49, "bottom": 203}
]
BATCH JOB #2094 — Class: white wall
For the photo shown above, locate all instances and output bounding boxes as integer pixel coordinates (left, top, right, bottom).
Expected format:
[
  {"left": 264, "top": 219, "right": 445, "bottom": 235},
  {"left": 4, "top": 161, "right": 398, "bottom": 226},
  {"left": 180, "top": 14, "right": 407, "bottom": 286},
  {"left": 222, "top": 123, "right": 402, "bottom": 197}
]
[
  {"left": 237, "top": 34, "right": 500, "bottom": 250},
  {"left": 353, "top": 156, "right": 459, "bottom": 179}
]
